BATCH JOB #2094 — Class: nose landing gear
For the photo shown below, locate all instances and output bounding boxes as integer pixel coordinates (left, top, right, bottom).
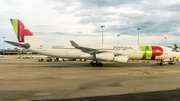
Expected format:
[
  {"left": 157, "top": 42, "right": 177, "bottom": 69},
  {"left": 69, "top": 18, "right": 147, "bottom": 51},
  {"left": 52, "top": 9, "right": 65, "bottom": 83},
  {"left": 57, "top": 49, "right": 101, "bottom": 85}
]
[{"left": 157, "top": 60, "right": 168, "bottom": 66}]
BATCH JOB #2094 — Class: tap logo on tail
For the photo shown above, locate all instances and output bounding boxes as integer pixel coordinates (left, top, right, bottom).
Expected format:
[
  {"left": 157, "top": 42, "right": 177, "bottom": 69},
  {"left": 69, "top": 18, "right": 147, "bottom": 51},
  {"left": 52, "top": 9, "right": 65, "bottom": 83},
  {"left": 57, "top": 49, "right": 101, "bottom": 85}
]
[{"left": 10, "top": 19, "right": 33, "bottom": 42}]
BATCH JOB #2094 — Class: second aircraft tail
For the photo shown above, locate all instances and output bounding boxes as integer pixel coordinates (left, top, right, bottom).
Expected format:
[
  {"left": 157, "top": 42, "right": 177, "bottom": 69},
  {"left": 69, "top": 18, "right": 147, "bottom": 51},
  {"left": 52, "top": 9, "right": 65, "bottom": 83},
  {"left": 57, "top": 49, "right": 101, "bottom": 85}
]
[{"left": 174, "top": 44, "right": 178, "bottom": 50}]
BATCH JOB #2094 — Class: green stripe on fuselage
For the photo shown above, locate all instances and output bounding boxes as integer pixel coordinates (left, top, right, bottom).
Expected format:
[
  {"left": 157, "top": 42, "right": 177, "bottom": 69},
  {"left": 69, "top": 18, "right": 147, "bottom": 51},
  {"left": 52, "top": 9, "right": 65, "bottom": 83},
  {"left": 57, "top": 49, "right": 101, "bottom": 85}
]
[
  {"left": 10, "top": 19, "right": 18, "bottom": 37},
  {"left": 139, "top": 46, "right": 152, "bottom": 60}
]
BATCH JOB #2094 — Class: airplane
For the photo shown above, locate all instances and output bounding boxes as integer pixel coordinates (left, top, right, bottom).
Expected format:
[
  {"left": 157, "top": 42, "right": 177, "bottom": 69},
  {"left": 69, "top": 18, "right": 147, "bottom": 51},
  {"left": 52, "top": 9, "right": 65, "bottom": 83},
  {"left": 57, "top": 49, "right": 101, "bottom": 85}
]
[
  {"left": 174, "top": 44, "right": 178, "bottom": 49},
  {"left": 5, "top": 19, "right": 178, "bottom": 67},
  {"left": 174, "top": 44, "right": 180, "bottom": 51}
]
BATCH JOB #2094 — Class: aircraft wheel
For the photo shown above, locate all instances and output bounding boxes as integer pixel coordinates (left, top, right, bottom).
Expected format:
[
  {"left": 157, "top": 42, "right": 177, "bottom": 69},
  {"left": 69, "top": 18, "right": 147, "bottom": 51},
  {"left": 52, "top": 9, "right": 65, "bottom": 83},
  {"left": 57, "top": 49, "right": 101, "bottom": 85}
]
[
  {"left": 98, "top": 63, "right": 103, "bottom": 67},
  {"left": 90, "top": 61, "right": 93, "bottom": 65},
  {"left": 160, "top": 63, "right": 163, "bottom": 66}
]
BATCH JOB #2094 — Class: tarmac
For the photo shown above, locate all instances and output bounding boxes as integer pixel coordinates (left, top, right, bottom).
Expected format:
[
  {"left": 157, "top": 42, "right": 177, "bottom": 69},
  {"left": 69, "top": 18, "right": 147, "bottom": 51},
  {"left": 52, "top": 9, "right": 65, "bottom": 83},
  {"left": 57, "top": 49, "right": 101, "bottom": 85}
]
[{"left": 1, "top": 55, "right": 180, "bottom": 101}]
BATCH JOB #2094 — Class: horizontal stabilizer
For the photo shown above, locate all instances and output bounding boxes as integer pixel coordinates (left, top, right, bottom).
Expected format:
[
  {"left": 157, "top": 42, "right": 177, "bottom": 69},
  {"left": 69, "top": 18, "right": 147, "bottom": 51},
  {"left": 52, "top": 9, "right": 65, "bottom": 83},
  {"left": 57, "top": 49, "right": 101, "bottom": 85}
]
[{"left": 5, "top": 41, "right": 30, "bottom": 49}]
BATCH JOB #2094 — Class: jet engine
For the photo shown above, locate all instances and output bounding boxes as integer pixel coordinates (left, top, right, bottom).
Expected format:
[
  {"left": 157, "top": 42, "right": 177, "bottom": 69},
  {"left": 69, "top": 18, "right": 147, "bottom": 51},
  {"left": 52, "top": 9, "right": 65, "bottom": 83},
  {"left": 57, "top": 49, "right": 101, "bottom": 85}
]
[
  {"left": 95, "top": 53, "right": 114, "bottom": 60},
  {"left": 114, "top": 56, "right": 128, "bottom": 63},
  {"left": 95, "top": 53, "right": 128, "bottom": 62}
]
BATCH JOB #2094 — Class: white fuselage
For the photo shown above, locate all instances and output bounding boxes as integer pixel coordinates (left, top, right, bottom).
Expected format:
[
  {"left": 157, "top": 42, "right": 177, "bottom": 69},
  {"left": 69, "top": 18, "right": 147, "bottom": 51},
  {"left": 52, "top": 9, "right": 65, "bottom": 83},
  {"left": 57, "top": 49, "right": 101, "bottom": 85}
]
[{"left": 28, "top": 43, "right": 177, "bottom": 61}]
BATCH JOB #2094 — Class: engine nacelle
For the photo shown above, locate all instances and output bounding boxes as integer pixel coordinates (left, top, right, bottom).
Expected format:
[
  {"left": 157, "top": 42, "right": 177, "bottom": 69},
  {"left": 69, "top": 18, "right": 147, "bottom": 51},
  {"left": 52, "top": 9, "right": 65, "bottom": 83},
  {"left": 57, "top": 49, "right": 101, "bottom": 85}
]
[
  {"left": 114, "top": 56, "right": 128, "bottom": 63},
  {"left": 96, "top": 53, "right": 128, "bottom": 63},
  {"left": 96, "top": 53, "right": 114, "bottom": 61}
]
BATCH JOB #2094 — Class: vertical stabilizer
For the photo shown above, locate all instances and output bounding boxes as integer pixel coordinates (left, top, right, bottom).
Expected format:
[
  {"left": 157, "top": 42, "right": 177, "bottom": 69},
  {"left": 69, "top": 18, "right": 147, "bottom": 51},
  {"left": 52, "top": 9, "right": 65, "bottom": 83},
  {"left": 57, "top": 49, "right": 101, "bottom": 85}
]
[
  {"left": 10, "top": 19, "right": 42, "bottom": 43},
  {"left": 174, "top": 44, "right": 178, "bottom": 49}
]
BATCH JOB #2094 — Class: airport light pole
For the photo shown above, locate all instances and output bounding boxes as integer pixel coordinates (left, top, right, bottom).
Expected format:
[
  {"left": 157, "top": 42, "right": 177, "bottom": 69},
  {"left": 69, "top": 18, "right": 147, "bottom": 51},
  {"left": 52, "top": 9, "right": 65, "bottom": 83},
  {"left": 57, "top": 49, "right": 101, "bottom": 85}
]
[
  {"left": 101, "top": 25, "right": 105, "bottom": 44},
  {"left": 2, "top": 37, "right": 5, "bottom": 55},
  {"left": 137, "top": 28, "right": 141, "bottom": 45},
  {"left": 117, "top": 34, "right": 120, "bottom": 45},
  {"left": 164, "top": 37, "right": 167, "bottom": 46}
]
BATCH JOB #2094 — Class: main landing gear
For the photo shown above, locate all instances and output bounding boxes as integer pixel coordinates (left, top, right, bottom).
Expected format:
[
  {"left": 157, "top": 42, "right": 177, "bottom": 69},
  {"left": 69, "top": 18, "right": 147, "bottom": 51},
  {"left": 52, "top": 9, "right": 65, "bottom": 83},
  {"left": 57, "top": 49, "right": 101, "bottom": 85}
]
[{"left": 90, "top": 60, "right": 103, "bottom": 67}]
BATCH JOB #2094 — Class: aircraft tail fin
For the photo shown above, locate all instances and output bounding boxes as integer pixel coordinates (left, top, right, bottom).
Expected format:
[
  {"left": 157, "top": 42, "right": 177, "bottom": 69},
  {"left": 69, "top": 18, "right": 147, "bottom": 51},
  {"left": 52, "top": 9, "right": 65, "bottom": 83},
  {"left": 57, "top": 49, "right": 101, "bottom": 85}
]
[
  {"left": 10, "top": 19, "right": 43, "bottom": 43},
  {"left": 174, "top": 44, "right": 178, "bottom": 49}
]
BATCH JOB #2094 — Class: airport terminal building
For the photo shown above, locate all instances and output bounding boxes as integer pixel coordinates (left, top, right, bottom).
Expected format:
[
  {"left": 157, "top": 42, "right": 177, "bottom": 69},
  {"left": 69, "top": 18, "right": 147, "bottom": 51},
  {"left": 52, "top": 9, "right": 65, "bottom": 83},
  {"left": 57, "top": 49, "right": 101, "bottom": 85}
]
[{"left": 0, "top": 48, "right": 38, "bottom": 55}]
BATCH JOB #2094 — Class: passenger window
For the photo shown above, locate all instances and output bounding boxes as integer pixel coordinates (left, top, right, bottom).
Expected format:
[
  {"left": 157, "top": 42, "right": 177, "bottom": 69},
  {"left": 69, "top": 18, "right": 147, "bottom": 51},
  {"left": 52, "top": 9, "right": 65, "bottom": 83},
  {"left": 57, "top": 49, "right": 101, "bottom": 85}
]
[{"left": 156, "top": 50, "right": 160, "bottom": 52}]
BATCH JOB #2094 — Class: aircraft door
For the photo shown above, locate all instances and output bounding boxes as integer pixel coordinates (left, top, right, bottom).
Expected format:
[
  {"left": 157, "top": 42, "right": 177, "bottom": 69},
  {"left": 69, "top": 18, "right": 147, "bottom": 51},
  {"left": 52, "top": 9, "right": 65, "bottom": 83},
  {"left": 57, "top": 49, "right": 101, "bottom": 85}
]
[{"left": 59, "top": 51, "right": 68, "bottom": 57}]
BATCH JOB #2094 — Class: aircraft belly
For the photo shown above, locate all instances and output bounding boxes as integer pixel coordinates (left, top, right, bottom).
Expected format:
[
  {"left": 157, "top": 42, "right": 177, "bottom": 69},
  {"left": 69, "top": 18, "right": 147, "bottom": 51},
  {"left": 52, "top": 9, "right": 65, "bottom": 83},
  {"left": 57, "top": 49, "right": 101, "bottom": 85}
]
[
  {"left": 117, "top": 51, "right": 142, "bottom": 59},
  {"left": 59, "top": 51, "right": 68, "bottom": 57},
  {"left": 57, "top": 50, "right": 82, "bottom": 58}
]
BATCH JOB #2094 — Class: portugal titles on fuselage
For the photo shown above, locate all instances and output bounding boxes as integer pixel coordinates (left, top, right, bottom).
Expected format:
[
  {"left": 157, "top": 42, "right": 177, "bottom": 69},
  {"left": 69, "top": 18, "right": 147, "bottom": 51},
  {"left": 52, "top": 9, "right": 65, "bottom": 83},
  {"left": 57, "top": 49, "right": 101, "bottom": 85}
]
[{"left": 113, "top": 46, "right": 133, "bottom": 50}]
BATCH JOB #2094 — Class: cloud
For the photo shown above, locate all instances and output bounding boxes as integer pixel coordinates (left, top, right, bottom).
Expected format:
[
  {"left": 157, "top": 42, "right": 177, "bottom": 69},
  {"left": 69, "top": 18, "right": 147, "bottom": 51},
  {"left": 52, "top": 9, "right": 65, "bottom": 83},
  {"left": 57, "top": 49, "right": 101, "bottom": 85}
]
[
  {"left": 35, "top": 25, "right": 51, "bottom": 27},
  {"left": 78, "top": 0, "right": 142, "bottom": 7},
  {"left": 48, "top": 32, "right": 72, "bottom": 35},
  {"left": 1, "top": 0, "right": 180, "bottom": 49},
  {"left": 167, "top": 3, "right": 180, "bottom": 12},
  {"left": 46, "top": 0, "right": 180, "bottom": 37},
  {"left": 78, "top": 17, "right": 115, "bottom": 24},
  {"left": 48, "top": 31, "right": 101, "bottom": 37}
]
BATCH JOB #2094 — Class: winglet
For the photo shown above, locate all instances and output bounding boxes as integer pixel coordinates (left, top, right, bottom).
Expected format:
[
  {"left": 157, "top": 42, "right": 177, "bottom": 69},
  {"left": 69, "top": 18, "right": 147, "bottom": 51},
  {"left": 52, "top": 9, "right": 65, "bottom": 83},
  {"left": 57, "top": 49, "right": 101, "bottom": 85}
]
[{"left": 70, "top": 40, "right": 80, "bottom": 47}]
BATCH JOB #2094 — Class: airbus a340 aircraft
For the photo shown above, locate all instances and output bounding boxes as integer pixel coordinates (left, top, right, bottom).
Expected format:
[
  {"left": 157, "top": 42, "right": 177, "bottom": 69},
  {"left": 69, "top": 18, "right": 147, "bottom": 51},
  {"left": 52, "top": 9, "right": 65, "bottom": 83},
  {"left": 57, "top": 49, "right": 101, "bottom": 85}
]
[{"left": 5, "top": 19, "right": 177, "bottom": 67}]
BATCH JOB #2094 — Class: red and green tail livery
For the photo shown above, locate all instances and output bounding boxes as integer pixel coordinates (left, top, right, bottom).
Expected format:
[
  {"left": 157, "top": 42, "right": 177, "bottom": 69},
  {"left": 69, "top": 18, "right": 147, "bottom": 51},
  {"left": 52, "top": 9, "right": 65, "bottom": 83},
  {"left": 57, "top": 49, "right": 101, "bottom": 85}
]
[
  {"left": 10, "top": 19, "right": 33, "bottom": 42},
  {"left": 174, "top": 44, "right": 178, "bottom": 49}
]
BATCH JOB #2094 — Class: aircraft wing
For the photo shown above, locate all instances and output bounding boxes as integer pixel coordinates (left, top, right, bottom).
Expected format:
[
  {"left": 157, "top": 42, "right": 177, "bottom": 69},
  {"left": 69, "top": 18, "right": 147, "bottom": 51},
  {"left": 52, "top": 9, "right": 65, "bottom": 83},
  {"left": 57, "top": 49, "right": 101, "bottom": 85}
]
[
  {"left": 5, "top": 41, "right": 30, "bottom": 49},
  {"left": 70, "top": 40, "right": 106, "bottom": 53}
]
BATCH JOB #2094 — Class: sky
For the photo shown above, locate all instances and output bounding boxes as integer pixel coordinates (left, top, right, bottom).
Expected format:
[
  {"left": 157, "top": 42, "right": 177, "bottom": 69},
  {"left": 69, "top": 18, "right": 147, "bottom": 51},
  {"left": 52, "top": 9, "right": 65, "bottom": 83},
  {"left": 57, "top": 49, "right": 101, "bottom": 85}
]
[{"left": 0, "top": 0, "right": 180, "bottom": 49}]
